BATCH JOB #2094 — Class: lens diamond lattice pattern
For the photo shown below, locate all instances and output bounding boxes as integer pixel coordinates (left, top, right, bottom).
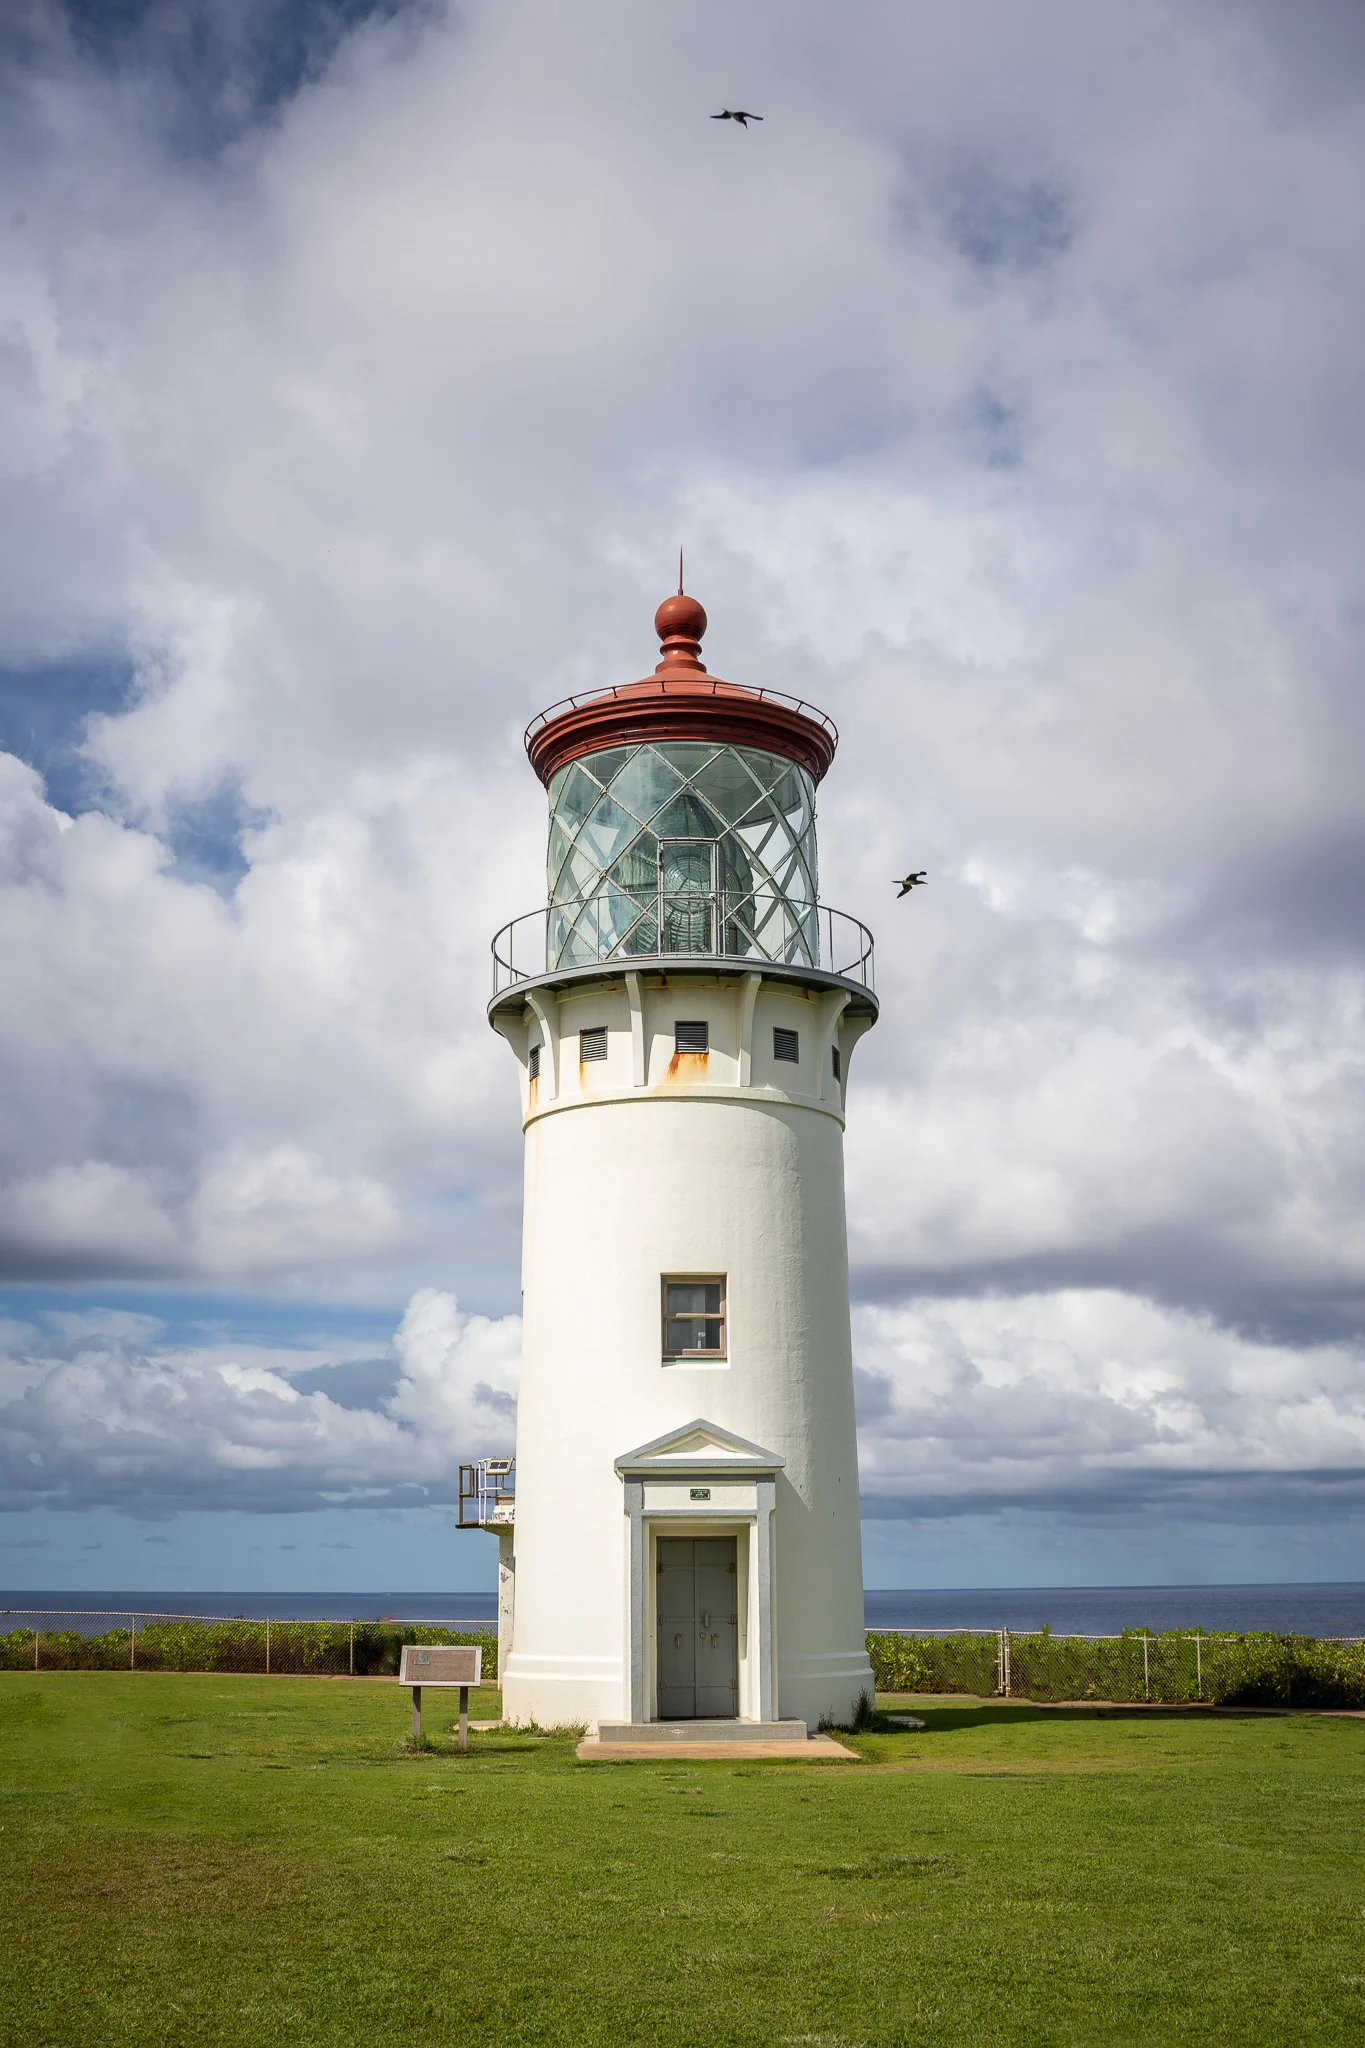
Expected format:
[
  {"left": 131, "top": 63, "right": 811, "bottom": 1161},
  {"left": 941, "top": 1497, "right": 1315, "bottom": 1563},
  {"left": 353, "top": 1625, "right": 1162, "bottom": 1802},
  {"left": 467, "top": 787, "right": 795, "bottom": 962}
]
[{"left": 546, "top": 742, "right": 818, "bottom": 970}]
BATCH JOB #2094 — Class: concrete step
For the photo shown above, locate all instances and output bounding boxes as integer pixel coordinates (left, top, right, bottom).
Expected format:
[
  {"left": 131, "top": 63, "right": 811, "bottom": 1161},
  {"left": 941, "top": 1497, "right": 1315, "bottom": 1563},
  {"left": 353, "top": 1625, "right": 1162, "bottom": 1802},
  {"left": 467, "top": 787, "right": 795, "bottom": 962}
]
[
  {"left": 580, "top": 1731, "right": 855, "bottom": 1762},
  {"left": 595, "top": 1719, "right": 808, "bottom": 1744}
]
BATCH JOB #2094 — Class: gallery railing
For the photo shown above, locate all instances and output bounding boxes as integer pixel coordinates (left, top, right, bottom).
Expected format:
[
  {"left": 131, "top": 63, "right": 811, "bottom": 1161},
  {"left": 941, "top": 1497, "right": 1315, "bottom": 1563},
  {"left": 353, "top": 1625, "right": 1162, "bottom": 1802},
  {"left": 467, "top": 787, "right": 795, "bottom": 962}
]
[{"left": 492, "top": 894, "right": 875, "bottom": 995}]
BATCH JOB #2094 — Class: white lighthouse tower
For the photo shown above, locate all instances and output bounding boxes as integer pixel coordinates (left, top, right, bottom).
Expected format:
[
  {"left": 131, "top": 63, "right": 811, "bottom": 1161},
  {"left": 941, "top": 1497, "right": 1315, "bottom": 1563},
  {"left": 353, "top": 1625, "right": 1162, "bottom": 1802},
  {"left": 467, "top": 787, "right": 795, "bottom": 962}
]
[{"left": 486, "top": 587, "right": 878, "bottom": 1733}]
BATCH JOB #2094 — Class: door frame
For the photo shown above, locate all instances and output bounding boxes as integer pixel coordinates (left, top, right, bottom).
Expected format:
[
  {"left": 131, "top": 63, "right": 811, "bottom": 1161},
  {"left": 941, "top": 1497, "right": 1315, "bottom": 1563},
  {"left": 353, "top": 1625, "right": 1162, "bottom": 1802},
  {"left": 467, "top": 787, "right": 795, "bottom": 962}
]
[
  {"left": 616, "top": 1420, "right": 785, "bottom": 1727},
  {"left": 634, "top": 1511, "right": 772, "bottom": 1723}
]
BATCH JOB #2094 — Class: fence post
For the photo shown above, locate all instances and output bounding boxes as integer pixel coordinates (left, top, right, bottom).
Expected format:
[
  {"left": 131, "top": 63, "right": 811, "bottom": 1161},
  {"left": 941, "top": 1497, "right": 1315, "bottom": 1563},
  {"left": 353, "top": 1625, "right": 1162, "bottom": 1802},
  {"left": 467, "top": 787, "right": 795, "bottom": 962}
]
[
  {"left": 1001, "top": 1628, "right": 1011, "bottom": 1698},
  {"left": 130, "top": 1613, "right": 136, "bottom": 1671},
  {"left": 1142, "top": 1634, "right": 1150, "bottom": 1702},
  {"left": 349, "top": 1621, "right": 354, "bottom": 1677},
  {"left": 265, "top": 1618, "right": 271, "bottom": 1676},
  {"left": 1195, "top": 1634, "right": 1201, "bottom": 1702},
  {"left": 34, "top": 1624, "right": 39, "bottom": 1672}
]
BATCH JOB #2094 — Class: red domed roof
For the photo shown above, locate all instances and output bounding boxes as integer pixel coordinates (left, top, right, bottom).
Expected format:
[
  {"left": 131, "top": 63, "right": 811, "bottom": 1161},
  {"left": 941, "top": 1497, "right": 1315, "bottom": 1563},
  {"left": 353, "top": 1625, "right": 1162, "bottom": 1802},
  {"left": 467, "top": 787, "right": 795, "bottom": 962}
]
[{"left": 525, "top": 588, "right": 838, "bottom": 786}]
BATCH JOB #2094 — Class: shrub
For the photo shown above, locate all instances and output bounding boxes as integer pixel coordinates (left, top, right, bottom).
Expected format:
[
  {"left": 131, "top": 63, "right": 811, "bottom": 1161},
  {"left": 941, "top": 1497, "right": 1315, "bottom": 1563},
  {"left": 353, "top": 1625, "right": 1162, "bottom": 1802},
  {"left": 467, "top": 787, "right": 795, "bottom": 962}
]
[
  {"left": 866, "top": 1630, "right": 999, "bottom": 1696},
  {"left": 2, "top": 1618, "right": 496, "bottom": 1678},
  {"left": 866, "top": 1628, "right": 1365, "bottom": 1708}
]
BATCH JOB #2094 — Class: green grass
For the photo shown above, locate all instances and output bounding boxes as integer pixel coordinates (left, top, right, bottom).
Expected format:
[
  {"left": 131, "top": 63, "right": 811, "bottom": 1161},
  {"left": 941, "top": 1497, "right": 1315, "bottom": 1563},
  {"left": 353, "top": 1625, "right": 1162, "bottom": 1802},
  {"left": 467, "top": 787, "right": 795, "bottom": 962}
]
[{"left": 2, "top": 1676, "right": 1364, "bottom": 2046}]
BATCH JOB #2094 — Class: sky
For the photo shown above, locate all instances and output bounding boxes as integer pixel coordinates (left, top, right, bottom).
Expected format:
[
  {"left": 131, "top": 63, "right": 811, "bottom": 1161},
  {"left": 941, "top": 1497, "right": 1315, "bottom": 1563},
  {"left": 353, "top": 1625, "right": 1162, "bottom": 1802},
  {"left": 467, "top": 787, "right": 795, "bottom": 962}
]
[{"left": 2, "top": 0, "right": 1365, "bottom": 1594}]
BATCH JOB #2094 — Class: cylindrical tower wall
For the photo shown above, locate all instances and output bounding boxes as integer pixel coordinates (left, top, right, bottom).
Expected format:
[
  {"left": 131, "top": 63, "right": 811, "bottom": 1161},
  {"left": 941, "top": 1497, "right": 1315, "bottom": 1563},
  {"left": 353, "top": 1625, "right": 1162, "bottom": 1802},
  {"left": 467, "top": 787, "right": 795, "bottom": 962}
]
[{"left": 499, "top": 968, "right": 874, "bottom": 1729}]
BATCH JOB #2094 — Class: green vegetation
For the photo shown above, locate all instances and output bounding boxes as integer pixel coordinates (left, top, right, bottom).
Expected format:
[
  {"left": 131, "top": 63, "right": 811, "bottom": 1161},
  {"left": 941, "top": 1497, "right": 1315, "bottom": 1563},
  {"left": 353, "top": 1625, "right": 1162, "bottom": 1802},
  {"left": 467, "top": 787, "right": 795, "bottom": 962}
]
[
  {"left": 866, "top": 1628, "right": 1365, "bottom": 1707},
  {"left": 13, "top": 1620, "right": 1364, "bottom": 1707},
  {"left": 0, "top": 1619, "right": 495, "bottom": 1677},
  {"left": 4, "top": 1675, "right": 1365, "bottom": 2045},
  {"left": 869, "top": 1630, "right": 1000, "bottom": 1697}
]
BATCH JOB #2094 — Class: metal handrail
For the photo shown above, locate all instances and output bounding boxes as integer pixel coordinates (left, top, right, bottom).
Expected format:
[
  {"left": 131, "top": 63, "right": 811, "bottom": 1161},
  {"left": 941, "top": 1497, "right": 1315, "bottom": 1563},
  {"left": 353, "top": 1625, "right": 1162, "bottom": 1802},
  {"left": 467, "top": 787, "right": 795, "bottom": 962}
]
[
  {"left": 491, "top": 893, "right": 874, "bottom": 995},
  {"left": 457, "top": 1458, "right": 516, "bottom": 1529},
  {"left": 524, "top": 678, "right": 838, "bottom": 753}
]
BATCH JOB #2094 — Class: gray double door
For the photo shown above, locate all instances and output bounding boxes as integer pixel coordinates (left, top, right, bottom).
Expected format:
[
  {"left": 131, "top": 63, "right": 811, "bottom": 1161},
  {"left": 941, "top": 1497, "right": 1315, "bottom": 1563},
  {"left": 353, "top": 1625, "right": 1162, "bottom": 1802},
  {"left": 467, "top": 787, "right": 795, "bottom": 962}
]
[{"left": 656, "top": 1536, "right": 739, "bottom": 1719}]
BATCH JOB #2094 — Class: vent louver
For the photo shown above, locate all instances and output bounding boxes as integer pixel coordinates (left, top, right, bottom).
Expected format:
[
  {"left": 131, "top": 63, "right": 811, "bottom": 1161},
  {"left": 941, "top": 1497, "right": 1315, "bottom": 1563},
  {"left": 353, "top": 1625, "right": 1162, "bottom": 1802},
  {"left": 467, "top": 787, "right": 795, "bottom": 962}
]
[
  {"left": 773, "top": 1027, "right": 799, "bottom": 1063},
  {"left": 580, "top": 1027, "right": 608, "bottom": 1062},
  {"left": 675, "top": 1021, "right": 709, "bottom": 1054}
]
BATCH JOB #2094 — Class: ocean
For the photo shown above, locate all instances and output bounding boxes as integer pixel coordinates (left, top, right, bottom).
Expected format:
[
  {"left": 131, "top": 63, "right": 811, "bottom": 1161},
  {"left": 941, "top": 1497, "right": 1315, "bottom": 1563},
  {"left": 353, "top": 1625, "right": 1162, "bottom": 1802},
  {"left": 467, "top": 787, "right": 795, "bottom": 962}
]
[
  {"left": 5, "top": 1583, "right": 1365, "bottom": 1636},
  {"left": 863, "top": 1583, "right": 1365, "bottom": 1637}
]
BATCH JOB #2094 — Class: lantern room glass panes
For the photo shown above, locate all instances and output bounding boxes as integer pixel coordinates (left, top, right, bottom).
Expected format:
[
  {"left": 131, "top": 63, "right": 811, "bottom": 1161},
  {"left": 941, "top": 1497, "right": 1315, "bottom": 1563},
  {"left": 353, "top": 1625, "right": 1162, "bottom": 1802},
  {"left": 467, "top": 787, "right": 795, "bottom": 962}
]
[{"left": 545, "top": 742, "right": 818, "bottom": 970}]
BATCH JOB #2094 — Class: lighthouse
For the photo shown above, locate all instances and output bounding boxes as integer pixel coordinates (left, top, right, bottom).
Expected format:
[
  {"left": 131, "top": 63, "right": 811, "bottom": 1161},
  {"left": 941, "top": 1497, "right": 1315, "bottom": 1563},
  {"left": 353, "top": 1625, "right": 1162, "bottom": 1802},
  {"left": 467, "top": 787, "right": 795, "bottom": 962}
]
[{"left": 485, "top": 587, "right": 878, "bottom": 1733}]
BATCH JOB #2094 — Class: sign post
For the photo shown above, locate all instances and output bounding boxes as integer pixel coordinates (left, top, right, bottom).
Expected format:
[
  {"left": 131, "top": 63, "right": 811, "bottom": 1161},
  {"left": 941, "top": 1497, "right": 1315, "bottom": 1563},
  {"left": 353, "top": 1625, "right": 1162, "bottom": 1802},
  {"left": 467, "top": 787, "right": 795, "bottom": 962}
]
[{"left": 398, "top": 1645, "right": 482, "bottom": 1751}]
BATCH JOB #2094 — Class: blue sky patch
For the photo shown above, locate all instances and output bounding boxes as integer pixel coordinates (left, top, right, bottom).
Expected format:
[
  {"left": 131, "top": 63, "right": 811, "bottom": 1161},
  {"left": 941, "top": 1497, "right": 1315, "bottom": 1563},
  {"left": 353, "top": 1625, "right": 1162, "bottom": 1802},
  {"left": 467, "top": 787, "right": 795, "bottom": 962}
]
[{"left": 0, "top": 652, "right": 135, "bottom": 815}]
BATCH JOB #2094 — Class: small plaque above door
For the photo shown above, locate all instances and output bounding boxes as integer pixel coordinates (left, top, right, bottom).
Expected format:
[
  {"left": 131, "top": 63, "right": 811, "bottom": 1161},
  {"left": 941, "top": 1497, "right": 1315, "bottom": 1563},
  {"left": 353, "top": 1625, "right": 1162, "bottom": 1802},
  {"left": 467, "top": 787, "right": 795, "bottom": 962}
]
[{"left": 642, "top": 1478, "right": 758, "bottom": 1513}]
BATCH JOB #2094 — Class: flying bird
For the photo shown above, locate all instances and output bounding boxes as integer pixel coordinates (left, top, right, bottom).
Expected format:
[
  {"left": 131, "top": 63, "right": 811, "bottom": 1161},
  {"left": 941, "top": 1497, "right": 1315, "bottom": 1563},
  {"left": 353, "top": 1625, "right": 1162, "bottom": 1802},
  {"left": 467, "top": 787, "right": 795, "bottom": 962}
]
[
  {"left": 711, "top": 110, "right": 763, "bottom": 127},
  {"left": 895, "top": 871, "right": 928, "bottom": 897}
]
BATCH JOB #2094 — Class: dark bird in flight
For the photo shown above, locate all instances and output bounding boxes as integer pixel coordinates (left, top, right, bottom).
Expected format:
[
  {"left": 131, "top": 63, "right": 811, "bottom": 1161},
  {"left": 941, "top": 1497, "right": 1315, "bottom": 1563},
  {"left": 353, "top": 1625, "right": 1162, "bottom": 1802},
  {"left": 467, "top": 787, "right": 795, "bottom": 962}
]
[
  {"left": 711, "top": 110, "right": 763, "bottom": 127},
  {"left": 895, "top": 871, "right": 928, "bottom": 897}
]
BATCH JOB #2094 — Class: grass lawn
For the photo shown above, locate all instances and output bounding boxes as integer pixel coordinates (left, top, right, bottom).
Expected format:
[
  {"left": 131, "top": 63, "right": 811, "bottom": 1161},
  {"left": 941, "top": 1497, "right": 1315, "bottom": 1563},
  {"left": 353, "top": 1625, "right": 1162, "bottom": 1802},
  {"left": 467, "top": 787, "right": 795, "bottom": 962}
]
[{"left": 2, "top": 1676, "right": 1364, "bottom": 2047}]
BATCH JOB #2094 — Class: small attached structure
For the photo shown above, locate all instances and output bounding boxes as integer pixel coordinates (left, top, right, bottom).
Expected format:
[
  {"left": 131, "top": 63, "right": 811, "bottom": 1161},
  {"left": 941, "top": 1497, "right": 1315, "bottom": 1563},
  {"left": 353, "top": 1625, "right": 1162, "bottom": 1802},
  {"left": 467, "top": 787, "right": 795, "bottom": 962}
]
[{"left": 456, "top": 1457, "right": 516, "bottom": 1681}]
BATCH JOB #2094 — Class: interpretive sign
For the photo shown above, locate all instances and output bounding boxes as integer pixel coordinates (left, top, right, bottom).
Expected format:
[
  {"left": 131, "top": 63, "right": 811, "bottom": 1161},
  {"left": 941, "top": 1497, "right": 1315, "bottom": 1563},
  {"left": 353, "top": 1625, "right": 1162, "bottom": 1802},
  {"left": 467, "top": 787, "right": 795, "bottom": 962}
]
[
  {"left": 398, "top": 1643, "right": 482, "bottom": 1751},
  {"left": 398, "top": 1645, "right": 482, "bottom": 1687}
]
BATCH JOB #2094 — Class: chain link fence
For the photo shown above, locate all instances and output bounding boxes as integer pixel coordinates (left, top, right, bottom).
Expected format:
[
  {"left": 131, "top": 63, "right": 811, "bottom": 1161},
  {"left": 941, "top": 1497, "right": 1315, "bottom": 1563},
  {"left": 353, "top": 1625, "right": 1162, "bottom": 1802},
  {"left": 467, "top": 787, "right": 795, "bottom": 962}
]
[
  {"left": 6, "top": 1611, "right": 1362, "bottom": 1708},
  {"left": 867, "top": 1627, "right": 1365, "bottom": 1708},
  {"left": 0, "top": 1611, "right": 496, "bottom": 1678}
]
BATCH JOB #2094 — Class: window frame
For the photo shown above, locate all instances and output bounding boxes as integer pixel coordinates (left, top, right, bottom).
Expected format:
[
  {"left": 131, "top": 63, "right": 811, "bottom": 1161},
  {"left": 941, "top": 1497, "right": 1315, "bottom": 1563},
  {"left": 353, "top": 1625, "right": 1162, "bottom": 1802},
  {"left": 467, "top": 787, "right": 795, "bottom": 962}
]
[{"left": 661, "top": 1274, "right": 728, "bottom": 1361}]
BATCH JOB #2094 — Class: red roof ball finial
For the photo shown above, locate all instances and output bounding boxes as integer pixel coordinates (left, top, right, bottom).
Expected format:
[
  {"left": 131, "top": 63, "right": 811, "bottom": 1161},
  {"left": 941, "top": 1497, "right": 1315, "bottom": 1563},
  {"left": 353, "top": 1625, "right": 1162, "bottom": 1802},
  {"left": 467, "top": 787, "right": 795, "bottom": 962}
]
[
  {"left": 653, "top": 590, "right": 708, "bottom": 674},
  {"left": 523, "top": 575, "right": 840, "bottom": 786}
]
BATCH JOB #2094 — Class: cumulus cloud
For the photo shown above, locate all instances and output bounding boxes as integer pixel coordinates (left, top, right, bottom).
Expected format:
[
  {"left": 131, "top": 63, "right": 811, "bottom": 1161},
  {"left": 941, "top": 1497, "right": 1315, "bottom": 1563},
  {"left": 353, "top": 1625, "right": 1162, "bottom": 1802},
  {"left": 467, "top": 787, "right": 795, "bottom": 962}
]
[
  {"left": 4, "top": 1279, "right": 1361, "bottom": 1534},
  {"left": 0, "top": 746, "right": 514, "bottom": 1283},
  {"left": 2, "top": 0, "right": 1365, "bottom": 1534},
  {"left": 0, "top": 1291, "right": 521, "bottom": 1515},
  {"left": 854, "top": 1293, "right": 1365, "bottom": 1521}
]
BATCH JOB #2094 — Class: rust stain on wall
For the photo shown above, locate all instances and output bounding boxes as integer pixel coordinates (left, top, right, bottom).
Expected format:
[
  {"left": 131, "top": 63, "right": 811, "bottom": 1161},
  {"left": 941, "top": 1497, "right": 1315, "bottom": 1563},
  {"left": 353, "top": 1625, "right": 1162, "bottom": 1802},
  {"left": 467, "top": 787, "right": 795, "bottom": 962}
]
[{"left": 660, "top": 1051, "right": 708, "bottom": 1086}]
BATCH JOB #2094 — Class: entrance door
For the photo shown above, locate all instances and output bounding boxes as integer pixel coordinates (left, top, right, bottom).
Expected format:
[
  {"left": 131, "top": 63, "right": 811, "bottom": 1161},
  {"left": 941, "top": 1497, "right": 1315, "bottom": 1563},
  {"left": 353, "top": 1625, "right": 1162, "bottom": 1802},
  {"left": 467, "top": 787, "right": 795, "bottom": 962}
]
[{"left": 656, "top": 1536, "right": 738, "bottom": 1718}]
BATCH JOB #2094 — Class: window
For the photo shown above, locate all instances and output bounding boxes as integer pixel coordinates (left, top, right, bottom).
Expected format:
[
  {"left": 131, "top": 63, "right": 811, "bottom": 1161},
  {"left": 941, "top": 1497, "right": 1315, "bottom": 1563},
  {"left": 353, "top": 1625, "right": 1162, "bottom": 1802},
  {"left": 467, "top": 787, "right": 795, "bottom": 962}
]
[
  {"left": 663, "top": 1277, "right": 726, "bottom": 1358},
  {"left": 773, "top": 1027, "right": 799, "bottom": 1064},
  {"left": 528, "top": 1044, "right": 541, "bottom": 1081},
  {"left": 580, "top": 1027, "right": 608, "bottom": 1062},
  {"left": 674, "top": 1020, "right": 708, "bottom": 1054},
  {"left": 831, "top": 1045, "right": 841, "bottom": 1082}
]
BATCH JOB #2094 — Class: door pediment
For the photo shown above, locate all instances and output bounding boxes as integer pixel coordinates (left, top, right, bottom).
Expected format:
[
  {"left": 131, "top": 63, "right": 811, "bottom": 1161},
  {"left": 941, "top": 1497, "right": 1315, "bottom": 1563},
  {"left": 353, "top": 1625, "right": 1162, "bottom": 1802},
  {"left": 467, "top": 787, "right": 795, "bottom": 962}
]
[{"left": 615, "top": 1418, "right": 785, "bottom": 1478}]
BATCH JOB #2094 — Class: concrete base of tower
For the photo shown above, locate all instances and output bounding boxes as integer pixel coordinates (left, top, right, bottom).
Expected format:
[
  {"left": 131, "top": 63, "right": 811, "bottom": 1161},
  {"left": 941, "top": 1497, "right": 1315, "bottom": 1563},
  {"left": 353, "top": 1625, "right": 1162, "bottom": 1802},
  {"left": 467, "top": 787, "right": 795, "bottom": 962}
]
[
  {"left": 501, "top": 1653, "right": 625, "bottom": 1731},
  {"left": 500, "top": 1650, "right": 876, "bottom": 1734},
  {"left": 776, "top": 1650, "right": 877, "bottom": 1731}
]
